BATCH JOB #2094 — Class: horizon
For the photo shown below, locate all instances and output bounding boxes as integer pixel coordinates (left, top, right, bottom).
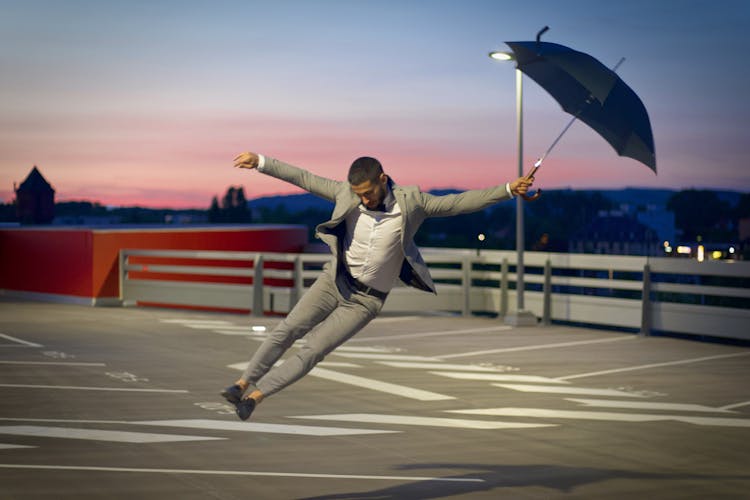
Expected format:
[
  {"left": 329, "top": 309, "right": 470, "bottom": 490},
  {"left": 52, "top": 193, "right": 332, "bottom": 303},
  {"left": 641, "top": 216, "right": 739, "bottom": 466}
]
[
  {"left": 2, "top": 1, "right": 749, "bottom": 209},
  {"left": 17, "top": 182, "right": 742, "bottom": 212}
]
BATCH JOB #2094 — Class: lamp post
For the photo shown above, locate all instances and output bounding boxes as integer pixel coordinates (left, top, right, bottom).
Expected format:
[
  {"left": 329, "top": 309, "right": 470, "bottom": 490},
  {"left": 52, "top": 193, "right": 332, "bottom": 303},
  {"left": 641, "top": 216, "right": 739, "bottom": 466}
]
[{"left": 489, "top": 50, "right": 538, "bottom": 326}]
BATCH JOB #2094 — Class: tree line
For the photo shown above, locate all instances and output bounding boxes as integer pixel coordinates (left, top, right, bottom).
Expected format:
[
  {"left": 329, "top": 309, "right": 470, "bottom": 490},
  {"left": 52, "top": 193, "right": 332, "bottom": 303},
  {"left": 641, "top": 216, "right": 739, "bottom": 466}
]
[{"left": 2, "top": 186, "right": 748, "bottom": 253}]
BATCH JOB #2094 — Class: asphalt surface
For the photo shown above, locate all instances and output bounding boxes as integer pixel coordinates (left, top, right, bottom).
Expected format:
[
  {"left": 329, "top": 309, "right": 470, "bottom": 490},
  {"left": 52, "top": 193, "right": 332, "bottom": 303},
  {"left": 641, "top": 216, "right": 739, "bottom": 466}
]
[{"left": 0, "top": 298, "right": 748, "bottom": 499}]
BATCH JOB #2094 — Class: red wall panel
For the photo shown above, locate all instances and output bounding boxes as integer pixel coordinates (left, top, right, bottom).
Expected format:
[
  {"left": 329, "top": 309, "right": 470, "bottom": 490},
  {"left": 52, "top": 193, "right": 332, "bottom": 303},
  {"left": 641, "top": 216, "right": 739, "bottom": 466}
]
[
  {"left": 1, "top": 225, "right": 307, "bottom": 301},
  {"left": 0, "top": 229, "right": 93, "bottom": 296}
]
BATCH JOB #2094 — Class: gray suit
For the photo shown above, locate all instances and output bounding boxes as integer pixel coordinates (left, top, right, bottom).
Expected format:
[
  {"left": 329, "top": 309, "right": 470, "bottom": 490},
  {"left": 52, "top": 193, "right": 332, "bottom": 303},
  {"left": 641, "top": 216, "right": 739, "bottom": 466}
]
[{"left": 241, "top": 157, "right": 512, "bottom": 397}]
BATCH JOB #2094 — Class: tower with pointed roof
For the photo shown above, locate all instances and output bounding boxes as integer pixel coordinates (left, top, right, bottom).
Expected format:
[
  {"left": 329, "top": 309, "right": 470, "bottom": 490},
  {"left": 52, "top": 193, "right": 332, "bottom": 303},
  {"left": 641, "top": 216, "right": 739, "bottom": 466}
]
[{"left": 15, "top": 166, "right": 55, "bottom": 224}]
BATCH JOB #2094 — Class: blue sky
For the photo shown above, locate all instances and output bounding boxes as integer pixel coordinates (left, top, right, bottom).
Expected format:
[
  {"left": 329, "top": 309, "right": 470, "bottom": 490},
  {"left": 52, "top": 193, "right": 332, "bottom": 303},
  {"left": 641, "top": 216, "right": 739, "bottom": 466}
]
[{"left": 1, "top": 0, "right": 748, "bottom": 207}]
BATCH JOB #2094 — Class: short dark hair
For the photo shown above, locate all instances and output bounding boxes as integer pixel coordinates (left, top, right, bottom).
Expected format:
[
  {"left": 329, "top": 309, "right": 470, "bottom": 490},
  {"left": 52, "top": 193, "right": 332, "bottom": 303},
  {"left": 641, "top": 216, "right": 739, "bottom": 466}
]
[{"left": 348, "top": 156, "right": 383, "bottom": 185}]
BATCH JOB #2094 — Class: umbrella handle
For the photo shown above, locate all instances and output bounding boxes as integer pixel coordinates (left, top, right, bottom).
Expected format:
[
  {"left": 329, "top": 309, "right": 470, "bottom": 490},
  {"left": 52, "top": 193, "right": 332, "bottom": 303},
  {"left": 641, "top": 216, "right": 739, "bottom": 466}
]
[
  {"left": 520, "top": 163, "right": 542, "bottom": 201},
  {"left": 521, "top": 189, "right": 542, "bottom": 201}
]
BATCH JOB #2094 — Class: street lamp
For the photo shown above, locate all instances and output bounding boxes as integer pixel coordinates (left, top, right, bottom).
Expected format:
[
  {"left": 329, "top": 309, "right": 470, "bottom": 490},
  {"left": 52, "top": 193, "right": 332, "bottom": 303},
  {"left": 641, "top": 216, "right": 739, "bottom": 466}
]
[{"left": 489, "top": 50, "right": 538, "bottom": 326}]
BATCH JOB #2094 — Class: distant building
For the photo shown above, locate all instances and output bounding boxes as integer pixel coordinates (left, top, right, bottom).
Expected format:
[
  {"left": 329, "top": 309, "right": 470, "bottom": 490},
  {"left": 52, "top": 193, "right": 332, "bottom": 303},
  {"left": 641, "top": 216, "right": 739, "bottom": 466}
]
[
  {"left": 569, "top": 213, "right": 660, "bottom": 256},
  {"left": 14, "top": 166, "right": 55, "bottom": 224},
  {"left": 604, "top": 202, "right": 677, "bottom": 245},
  {"left": 164, "top": 213, "right": 209, "bottom": 225},
  {"left": 53, "top": 215, "right": 123, "bottom": 226},
  {"left": 635, "top": 204, "right": 676, "bottom": 245}
]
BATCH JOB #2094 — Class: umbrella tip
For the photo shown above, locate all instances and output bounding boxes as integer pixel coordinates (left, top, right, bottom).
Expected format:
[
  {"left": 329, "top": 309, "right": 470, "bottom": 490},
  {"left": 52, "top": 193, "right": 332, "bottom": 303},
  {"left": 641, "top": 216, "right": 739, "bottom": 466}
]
[{"left": 536, "top": 26, "right": 549, "bottom": 43}]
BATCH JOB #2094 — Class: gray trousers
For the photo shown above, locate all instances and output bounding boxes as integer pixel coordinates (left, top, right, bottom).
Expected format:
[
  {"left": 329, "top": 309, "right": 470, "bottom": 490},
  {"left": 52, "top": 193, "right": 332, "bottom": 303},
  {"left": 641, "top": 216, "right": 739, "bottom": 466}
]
[{"left": 240, "top": 267, "right": 385, "bottom": 398}]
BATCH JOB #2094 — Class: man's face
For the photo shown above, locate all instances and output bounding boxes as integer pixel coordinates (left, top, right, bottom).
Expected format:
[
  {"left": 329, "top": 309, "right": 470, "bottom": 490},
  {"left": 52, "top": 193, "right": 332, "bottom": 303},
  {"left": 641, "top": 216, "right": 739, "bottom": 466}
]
[{"left": 351, "top": 173, "right": 388, "bottom": 210}]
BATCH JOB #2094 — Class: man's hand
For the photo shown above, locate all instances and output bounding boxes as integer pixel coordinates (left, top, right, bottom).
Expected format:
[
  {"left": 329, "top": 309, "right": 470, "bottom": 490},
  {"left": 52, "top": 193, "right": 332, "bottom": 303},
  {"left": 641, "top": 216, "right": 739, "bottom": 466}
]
[
  {"left": 509, "top": 176, "right": 534, "bottom": 196},
  {"left": 233, "top": 152, "right": 260, "bottom": 170}
]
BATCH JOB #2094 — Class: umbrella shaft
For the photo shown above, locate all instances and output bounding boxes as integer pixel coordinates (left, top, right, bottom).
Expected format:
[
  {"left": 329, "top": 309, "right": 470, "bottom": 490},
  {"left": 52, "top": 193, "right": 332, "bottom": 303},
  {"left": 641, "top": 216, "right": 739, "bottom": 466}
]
[{"left": 539, "top": 115, "right": 577, "bottom": 164}]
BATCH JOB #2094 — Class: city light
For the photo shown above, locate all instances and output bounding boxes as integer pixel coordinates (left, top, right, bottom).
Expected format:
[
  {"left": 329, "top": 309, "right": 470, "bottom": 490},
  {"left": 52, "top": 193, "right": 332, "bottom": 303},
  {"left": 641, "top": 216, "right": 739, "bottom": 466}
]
[
  {"left": 697, "top": 245, "right": 705, "bottom": 262},
  {"left": 676, "top": 246, "right": 692, "bottom": 255}
]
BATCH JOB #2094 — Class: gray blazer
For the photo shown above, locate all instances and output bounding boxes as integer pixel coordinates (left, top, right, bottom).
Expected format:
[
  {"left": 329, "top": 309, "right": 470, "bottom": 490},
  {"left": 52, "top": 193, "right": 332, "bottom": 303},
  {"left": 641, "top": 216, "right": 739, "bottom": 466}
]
[{"left": 259, "top": 157, "right": 512, "bottom": 294}]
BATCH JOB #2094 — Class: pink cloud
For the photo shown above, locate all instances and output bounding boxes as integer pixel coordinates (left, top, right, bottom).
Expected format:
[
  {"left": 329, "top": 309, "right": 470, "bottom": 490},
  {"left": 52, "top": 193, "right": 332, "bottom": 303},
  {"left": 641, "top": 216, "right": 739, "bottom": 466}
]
[{"left": 1, "top": 108, "right": 743, "bottom": 211}]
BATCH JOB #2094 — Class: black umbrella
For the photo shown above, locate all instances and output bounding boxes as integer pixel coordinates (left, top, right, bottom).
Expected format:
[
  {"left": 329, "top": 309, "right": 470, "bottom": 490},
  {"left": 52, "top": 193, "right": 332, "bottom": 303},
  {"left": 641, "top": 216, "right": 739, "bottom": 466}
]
[{"left": 504, "top": 28, "right": 656, "bottom": 199}]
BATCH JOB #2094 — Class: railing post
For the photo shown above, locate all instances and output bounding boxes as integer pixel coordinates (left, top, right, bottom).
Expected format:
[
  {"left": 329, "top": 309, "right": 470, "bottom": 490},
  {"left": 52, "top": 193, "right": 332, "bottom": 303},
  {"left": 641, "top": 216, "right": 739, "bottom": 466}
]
[
  {"left": 499, "top": 257, "right": 509, "bottom": 318},
  {"left": 462, "top": 256, "right": 471, "bottom": 317},
  {"left": 640, "top": 263, "right": 651, "bottom": 337},
  {"left": 252, "top": 253, "right": 264, "bottom": 317},
  {"left": 290, "top": 255, "right": 304, "bottom": 309},
  {"left": 542, "top": 258, "right": 551, "bottom": 326}
]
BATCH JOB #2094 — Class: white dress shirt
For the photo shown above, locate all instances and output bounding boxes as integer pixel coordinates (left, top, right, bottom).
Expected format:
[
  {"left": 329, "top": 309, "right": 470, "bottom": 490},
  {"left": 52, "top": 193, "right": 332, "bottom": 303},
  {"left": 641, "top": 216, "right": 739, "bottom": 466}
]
[{"left": 343, "top": 187, "right": 403, "bottom": 293}]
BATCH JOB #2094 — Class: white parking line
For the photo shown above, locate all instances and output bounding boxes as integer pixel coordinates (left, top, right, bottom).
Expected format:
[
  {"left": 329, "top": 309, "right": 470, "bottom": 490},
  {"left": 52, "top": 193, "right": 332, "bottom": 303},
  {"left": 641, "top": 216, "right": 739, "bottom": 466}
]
[
  {"left": 0, "top": 443, "right": 36, "bottom": 450},
  {"left": 370, "top": 315, "right": 421, "bottom": 324},
  {"left": 721, "top": 400, "right": 750, "bottom": 411},
  {"left": 492, "top": 384, "right": 646, "bottom": 398},
  {"left": 0, "top": 425, "right": 223, "bottom": 443},
  {"left": 557, "top": 351, "right": 750, "bottom": 381},
  {"left": 335, "top": 346, "right": 402, "bottom": 353},
  {"left": 309, "top": 367, "right": 455, "bottom": 401},
  {"left": 378, "top": 362, "right": 515, "bottom": 372},
  {"left": 0, "top": 417, "right": 398, "bottom": 437},
  {"left": 292, "top": 413, "right": 555, "bottom": 430},
  {"left": 317, "top": 361, "right": 362, "bottom": 368},
  {"left": 181, "top": 323, "right": 238, "bottom": 330},
  {"left": 332, "top": 353, "right": 441, "bottom": 362},
  {"left": 0, "top": 361, "right": 106, "bottom": 367},
  {"left": 349, "top": 326, "right": 512, "bottom": 342},
  {"left": 436, "top": 335, "right": 632, "bottom": 360},
  {"left": 430, "top": 372, "right": 568, "bottom": 384},
  {"left": 566, "top": 398, "right": 734, "bottom": 413},
  {"left": 226, "top": 363, "right": 454, "bottom": 401},
  {"left": 203, "top": 325, "right": 256, "bottom": 331},
  {"left": 0, "top": 384, "right": 187, "bottom": 393},
  {"left": 0, "top": 418, "right": 133, "bottom": 425},
  {"left": 0, "top": 333, "right": 42, "bottom": 348},
  {"left": 447, "top": 408, "right": 750, "bottom": 427},
  {"left": 159, "top": 319, "right": 233, "bottom": 325},
  {"left": 214, "top": 330, "right": 267, "bottom": 336},
  {"left": 0, "top": 464, "right": 485, "bottom": 483},
  {"left": 136, "top": 419, "right": 398, "bottom": 436}
]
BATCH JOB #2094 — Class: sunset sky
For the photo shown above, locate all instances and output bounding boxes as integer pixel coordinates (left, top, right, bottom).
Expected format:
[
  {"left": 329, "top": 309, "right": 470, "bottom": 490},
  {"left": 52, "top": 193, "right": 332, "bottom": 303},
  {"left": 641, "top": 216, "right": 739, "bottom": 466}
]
[{"left": 1, "top": 0, "right": 748, "bottom": 208}]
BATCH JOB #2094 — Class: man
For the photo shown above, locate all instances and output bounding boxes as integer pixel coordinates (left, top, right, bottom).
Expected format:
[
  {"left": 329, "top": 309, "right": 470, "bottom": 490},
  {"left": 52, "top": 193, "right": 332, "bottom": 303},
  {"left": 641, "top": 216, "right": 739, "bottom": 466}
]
[{"left": 222, "top": 152, "right": 534, "bottom": 420}]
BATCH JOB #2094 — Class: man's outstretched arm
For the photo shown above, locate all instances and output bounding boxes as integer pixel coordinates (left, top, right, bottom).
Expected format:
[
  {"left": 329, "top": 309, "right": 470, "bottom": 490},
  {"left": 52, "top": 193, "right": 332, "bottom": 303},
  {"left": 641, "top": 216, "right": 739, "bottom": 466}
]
[
  {"left": 420, "top": 175, "right": 535, "bottom": 218},
  {"left": 233, "top": 151, "right": 342, "bottom": 202}
]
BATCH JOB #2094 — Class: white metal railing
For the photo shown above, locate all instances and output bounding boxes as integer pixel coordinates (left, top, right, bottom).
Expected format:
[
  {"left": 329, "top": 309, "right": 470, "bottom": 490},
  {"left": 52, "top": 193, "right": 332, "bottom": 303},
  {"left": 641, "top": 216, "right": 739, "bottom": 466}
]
[{"left": 119, "top": 248, "right": 750, "bottom": 341}]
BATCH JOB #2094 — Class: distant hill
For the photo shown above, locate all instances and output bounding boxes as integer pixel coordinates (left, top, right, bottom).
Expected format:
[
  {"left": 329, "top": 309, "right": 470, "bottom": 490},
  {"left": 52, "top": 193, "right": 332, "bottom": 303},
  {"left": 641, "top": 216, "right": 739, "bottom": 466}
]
[
  {"left": 247, "top": 193, "right": 333, "bottom": 212},
  {"left": 598, "top": 188, "right": 742, "bottom": 208}
]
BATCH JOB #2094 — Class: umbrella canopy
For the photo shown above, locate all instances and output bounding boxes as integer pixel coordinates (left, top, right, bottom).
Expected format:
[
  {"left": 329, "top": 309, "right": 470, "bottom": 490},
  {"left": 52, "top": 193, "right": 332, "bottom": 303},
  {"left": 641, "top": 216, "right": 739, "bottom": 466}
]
[{"left": 505, "top": 40, "right": 656, "bottom": 172}]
